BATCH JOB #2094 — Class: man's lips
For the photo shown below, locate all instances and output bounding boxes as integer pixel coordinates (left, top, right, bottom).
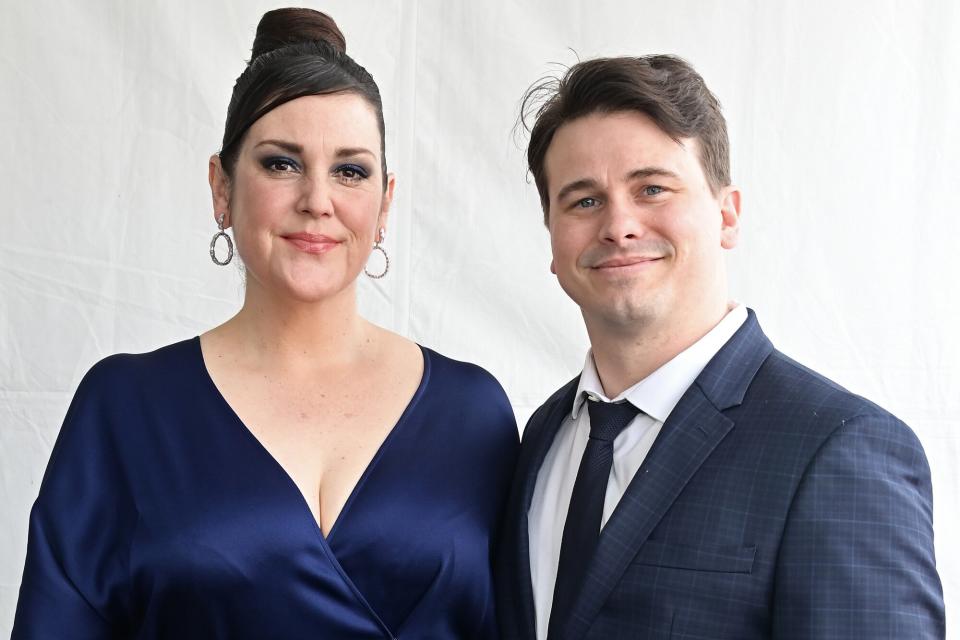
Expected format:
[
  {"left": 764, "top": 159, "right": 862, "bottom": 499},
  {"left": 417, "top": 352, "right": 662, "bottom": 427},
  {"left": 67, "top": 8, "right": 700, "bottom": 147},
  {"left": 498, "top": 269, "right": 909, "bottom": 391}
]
[
  {"left": 590, "top": 256, "right": 663, "bottom": 269},
  {"left": 282, "top": 232, "right": 341, "bottom": 254}
]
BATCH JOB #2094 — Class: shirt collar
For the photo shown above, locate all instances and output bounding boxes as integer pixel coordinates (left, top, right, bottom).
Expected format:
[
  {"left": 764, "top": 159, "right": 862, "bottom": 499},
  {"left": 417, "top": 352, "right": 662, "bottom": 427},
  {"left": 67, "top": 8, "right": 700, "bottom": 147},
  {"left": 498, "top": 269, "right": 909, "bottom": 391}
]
[{"left": 571, "top": 304, "right": 748, "bottom": 423}]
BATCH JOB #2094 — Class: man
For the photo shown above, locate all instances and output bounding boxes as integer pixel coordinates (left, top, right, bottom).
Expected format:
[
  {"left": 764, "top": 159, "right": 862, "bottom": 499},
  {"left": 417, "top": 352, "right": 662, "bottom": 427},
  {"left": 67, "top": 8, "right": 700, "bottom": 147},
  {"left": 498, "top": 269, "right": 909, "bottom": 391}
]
[{"left": 496, "top": 55, "right": 944, "bottom": 639}]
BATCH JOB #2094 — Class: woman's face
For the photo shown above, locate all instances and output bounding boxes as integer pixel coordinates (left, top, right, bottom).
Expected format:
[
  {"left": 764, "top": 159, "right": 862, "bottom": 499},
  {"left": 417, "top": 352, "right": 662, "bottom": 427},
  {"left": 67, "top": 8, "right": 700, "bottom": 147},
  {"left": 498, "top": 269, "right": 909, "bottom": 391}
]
[{"left": 210, "top": 93, "right": 393, "bottom": 304}]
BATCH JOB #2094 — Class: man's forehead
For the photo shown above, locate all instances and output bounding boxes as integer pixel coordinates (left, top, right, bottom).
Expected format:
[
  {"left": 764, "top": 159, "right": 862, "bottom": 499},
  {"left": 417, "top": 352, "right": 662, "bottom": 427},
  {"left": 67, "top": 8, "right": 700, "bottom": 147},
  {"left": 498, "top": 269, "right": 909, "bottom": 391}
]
[{"left": 544, "top": 112, "right": 698, "bottom": 188}]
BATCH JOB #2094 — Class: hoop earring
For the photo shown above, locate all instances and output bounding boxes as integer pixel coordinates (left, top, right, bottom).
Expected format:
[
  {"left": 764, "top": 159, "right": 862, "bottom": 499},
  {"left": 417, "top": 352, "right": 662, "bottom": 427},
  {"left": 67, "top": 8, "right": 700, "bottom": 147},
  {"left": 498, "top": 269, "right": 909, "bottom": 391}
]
[
  {"left": 209, "top": 213, "right": 233, "bottom": 266},
  {"left": 364, "top": 228, "right": 389, "bottom": 279}
]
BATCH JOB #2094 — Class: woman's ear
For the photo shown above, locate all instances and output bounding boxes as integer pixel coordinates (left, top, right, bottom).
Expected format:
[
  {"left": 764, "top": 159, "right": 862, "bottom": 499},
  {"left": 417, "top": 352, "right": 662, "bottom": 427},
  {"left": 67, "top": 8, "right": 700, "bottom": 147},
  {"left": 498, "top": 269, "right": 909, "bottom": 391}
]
[
  {"left": 376, "top": 172, "right": 397, "bottom": 236},
  {"left": 208, "top": 154, "right": 231, "bottom": 227}
]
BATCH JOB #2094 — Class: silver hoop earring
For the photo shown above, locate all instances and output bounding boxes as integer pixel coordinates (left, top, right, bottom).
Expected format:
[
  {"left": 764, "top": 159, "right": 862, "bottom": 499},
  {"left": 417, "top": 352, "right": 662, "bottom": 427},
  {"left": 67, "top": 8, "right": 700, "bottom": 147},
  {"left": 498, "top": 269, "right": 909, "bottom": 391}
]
[
  {"left": 209, "top": 213, "right": 233, "bottom": 266},
  {"left": 364, "top": 228, "right": 389, "bottom": 279}
]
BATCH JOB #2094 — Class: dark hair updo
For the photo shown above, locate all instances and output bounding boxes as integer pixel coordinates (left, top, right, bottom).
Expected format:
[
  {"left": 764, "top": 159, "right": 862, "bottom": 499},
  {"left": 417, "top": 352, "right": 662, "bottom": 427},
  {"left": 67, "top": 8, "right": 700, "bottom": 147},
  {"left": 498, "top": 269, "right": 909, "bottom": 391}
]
[{"left": 219, "top": 8, "right": 387, "bottom": 187}]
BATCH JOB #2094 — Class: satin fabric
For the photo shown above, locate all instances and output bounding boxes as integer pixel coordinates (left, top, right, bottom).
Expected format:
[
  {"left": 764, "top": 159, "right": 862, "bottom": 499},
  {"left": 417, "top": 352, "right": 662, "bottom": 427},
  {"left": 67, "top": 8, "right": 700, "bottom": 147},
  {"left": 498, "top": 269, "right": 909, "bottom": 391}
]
[{"left": 13, "top": 338, "right": 518, "bottom": 639}]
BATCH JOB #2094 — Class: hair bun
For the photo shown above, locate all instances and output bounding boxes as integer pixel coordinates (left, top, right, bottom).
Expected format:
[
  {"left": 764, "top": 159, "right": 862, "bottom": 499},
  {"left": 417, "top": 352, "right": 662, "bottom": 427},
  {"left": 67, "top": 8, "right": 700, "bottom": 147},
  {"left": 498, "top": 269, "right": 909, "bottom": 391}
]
[{"left": 251, "top": 8, "right": 346, "bottom": 59}]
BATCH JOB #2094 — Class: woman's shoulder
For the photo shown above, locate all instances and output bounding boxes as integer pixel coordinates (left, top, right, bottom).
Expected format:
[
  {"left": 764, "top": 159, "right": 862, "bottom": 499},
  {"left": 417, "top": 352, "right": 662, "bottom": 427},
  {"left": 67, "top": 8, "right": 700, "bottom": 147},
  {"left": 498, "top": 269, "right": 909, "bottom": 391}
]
[
  {"left": 52, "top": 339, "right": 203, "bottom": 461},
  {"left": 371, "top": 327, "right": 508, "bottom": 400},
  {"left": 419, "top": 346, "right": 515, "bottom": 426},
  {"left": 86, "top": 337, "right": 200, "bottom": 382},
  {"left": 418, "top": 345, "right": 519, "bottom": 462},
  {"left": 81, "top": 337, "right": 200, "bottom": 390},
  {"left": 421, "top": 346, "right": 505, "bottom": 393}
]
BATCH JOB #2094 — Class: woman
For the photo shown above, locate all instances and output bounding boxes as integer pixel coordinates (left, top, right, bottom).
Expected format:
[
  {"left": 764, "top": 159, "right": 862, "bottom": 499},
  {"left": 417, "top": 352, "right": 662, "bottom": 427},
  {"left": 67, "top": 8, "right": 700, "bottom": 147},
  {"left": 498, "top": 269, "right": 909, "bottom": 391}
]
[{"left": 12, "top": 8, "right": 518, "bottom": 639}]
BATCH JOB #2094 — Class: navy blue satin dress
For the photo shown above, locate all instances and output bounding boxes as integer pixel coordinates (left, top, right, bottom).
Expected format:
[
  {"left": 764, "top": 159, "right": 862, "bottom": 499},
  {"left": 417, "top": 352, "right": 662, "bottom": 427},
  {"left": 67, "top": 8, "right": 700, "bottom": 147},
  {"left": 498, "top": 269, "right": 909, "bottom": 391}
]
[{"left": 13, "top": 338, "right": 518, "bottom": 639}]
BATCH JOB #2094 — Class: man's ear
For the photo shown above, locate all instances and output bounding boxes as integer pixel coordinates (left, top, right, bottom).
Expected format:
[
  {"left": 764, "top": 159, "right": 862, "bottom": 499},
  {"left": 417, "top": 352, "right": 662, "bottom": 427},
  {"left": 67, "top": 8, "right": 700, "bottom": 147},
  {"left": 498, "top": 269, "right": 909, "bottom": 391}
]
[
  {"left": 719, "top": 186, "right": 741, "bottom": 250},
  {"left": 208, "top": 154, "right": 231, "bottom": 227}
]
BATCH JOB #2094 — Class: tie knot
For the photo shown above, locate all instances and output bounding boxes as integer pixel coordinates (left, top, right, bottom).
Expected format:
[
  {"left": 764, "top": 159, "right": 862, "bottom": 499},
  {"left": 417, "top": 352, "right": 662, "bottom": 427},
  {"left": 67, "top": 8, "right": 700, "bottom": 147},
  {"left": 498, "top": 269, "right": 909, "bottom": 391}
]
[{"left": 586, "top": 399, "right": 640, "bottom": 442}]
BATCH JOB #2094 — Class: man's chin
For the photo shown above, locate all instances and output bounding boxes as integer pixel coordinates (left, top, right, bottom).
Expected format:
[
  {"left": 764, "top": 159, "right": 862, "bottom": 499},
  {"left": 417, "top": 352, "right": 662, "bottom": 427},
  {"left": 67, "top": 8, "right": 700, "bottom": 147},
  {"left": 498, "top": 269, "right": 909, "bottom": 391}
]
[{"left": 584, "top": 299, "right": 661, "bottom": 331}]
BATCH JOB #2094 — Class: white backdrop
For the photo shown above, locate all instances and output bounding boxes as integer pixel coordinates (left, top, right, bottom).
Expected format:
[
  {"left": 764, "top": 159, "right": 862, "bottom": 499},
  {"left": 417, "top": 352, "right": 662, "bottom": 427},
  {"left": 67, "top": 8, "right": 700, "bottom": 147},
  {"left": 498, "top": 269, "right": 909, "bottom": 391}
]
[{"left": 2, "top": 0, "right": 958, "bottom": 635}]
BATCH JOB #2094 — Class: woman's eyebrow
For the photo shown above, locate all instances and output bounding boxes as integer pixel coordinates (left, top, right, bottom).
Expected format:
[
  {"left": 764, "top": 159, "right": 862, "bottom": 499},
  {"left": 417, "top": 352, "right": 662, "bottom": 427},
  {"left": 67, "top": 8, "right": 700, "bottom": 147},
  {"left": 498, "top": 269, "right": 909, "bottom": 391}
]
[
  {"left": 252, "top": 140, "right": 375, "bottom": 160},
  {"left": 335, "top": 147, "right": 376, "bottom": 159},
  {"left": 254, "top": 139, "right": 302, "bottom": 153}
]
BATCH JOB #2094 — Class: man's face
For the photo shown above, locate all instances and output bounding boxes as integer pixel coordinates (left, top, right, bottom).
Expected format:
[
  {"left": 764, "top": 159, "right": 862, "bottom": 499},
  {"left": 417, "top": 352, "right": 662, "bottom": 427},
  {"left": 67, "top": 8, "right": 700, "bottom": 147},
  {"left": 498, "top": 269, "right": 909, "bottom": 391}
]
[{"left": 544, "top": 111, "right": 740, "bottom": 333}]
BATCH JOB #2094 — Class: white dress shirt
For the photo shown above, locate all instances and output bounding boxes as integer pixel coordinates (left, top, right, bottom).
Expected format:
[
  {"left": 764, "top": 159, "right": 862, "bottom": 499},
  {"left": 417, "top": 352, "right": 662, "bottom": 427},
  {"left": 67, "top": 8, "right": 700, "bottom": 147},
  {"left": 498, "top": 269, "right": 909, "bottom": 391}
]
[{"left": 527, "top": 305, "right": 748, "bottom": 639}]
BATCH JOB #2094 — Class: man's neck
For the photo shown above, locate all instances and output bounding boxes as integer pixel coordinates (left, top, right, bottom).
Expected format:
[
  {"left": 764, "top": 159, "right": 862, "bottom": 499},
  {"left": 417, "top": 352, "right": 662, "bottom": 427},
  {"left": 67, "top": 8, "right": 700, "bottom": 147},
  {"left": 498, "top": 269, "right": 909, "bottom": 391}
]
[{"left": 585, "top": 304, "right": 732, "bottom": 398}]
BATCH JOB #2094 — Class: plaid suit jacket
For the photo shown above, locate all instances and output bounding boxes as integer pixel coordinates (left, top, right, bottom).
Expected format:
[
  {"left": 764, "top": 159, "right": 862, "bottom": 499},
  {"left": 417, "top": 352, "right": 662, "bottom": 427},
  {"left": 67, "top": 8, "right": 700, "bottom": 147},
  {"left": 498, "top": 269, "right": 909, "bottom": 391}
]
[{"left": 495, "top": 310, "right": 944, "bottom": 639}]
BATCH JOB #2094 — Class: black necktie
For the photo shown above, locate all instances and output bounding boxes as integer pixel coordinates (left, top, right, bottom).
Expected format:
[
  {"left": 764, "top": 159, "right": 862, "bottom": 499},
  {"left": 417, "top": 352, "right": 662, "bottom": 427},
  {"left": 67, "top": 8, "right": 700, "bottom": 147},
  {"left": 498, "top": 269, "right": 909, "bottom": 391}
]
[{"left": 548, "top": 398, "right": 640, "bottom": 637}]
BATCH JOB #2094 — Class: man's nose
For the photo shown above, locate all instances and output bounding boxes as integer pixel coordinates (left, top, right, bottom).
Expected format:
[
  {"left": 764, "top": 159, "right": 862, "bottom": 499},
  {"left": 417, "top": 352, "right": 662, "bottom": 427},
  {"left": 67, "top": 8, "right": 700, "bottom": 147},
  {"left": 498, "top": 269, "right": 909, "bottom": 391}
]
[{"left": 599, "top": 195, "right": 645, "bottom": 244}]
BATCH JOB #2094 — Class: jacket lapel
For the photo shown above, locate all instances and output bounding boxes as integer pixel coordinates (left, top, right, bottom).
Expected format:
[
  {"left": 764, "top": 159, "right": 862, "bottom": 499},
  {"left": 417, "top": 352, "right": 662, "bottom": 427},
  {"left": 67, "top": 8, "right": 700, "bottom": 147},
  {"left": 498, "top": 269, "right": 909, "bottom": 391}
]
[
  {"left": 507, "top": 377, "right": 579, "bottom": 639},
  {"left": 562, "top": 384, "right": 733, "bottom": 638},
  {"left": 561, "top": 310, "right": 774, "bottom": 639}
]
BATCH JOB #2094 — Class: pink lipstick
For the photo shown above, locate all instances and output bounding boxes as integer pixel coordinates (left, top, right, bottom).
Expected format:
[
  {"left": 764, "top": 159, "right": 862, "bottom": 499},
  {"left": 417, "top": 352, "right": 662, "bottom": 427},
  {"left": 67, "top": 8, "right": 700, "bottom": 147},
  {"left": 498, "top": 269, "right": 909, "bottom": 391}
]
[{"left": 282, "top": 232, "right": 340, "bottom": 254}]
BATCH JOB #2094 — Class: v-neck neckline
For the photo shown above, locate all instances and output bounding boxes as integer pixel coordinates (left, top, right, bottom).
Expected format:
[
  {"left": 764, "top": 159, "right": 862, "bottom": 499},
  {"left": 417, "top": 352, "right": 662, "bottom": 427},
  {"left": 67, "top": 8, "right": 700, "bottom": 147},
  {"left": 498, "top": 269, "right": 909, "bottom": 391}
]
[
  {"left": 191, "top": 336, "right": 431, "bottom": 543},
  {"left": 191, "top": 337, "right": 430, "bottom": 639},
  {"left": 325, "top": 345, "right": 430, "bottom": 542}
]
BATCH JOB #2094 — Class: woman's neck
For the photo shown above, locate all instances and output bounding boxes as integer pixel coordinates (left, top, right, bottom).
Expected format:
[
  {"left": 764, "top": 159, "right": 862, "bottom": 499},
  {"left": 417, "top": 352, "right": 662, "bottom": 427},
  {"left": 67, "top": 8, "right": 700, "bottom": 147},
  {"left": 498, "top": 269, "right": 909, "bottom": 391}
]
[{"left": 216, "top": 280, "right": 373, "bottom": 373}]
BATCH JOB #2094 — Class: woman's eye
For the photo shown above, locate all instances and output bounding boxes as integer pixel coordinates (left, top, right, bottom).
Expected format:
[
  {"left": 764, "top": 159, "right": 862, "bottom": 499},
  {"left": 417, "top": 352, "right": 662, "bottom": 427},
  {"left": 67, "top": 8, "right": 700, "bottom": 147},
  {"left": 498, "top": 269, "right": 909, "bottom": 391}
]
[
  {"left": 336, "top": 164, "right": 370, "bottom": 183},
  {"left": 643, "top": 185, "right": 665, "bottom": 196},
  {"left": 263, "top": 157, "right": 299, "bottom": 173}
]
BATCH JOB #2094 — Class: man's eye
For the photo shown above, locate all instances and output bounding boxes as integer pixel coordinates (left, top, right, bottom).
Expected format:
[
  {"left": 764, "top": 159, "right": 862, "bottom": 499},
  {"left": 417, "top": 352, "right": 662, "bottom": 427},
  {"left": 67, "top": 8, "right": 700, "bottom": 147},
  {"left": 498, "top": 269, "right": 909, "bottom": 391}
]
[
  {"left": 643, "top": 185, "right": 665, "bottom": 196},
  {"left": 575, "top": 197, "right": 599, "bottom": 209}
]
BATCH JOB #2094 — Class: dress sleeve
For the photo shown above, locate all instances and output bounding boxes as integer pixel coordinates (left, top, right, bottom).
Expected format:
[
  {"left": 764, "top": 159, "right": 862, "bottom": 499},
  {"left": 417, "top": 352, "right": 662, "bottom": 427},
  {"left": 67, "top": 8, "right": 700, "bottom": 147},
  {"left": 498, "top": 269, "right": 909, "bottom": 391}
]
[
  {"left": 771, "top": 413, "right": 945, "bottom": 639},
  {"left": 471, "top": 370, "right": 519, "bottom": 640},
  {"left": 12, "top": 360, "right": 138, "bottom": 639}
]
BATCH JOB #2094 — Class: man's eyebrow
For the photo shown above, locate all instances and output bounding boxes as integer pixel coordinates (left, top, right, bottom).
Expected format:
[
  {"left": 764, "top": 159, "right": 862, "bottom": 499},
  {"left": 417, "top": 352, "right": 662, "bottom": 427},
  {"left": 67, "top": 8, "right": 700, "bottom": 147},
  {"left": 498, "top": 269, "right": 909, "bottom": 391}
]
[
  {"left": 626, "top": 167, "right": 681, "bottom": 181},
  {"left": 556, "top": 178, "right": 599, "bottom": 203},
  {"left": 555, "top": 167, "right": 681, "bottom": 202}
]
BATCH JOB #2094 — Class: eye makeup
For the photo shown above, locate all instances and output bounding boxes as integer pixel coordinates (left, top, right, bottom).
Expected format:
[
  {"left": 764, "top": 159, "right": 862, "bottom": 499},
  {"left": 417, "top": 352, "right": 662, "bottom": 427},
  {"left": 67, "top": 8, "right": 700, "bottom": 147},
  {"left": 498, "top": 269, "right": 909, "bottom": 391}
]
[{"left": 260, "top": 155, "right": 301, "bottom": 173}]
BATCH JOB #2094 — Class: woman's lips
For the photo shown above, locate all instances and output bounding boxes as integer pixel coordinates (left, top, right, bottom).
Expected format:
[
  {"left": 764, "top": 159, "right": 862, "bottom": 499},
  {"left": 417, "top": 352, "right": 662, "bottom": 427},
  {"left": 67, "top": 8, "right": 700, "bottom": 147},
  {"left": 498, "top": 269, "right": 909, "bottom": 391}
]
[{"left": 283, "top": 233, "right": 340, "bottom": 254}]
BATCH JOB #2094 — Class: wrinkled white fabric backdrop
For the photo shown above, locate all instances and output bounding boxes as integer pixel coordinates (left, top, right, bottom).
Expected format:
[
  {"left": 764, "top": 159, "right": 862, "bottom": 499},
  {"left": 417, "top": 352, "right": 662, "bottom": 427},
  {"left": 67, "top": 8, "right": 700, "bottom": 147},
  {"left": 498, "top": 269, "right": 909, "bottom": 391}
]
[{"left": 2, "top": 0, "right": 958, "bottom": 634}]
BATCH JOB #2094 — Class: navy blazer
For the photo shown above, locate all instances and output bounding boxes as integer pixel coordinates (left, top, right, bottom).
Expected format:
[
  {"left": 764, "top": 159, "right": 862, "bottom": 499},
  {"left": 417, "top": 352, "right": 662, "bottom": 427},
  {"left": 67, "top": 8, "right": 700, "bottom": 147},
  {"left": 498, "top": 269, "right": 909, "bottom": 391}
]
[{"left": 496, "top": 310, "right": 944, "bottom": 639}]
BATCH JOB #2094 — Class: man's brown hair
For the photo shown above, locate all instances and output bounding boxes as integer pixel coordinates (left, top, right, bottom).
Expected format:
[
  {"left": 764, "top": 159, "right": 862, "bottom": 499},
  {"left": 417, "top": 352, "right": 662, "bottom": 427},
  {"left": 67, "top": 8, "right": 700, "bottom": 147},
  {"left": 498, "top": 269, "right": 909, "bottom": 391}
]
[{"left": 522, "top": 54, "right": 730, "bottom": 224}]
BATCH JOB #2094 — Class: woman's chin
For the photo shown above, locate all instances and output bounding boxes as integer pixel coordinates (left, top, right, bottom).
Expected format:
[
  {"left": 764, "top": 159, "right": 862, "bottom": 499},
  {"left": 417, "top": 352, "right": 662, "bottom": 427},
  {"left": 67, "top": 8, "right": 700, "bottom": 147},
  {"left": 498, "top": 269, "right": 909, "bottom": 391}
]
[
  {"left": 242, "top": 262, "right": 360, "bottom": 305},
  {"left": 281, "top": 275, "right": 357, "bottom": 305}
]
